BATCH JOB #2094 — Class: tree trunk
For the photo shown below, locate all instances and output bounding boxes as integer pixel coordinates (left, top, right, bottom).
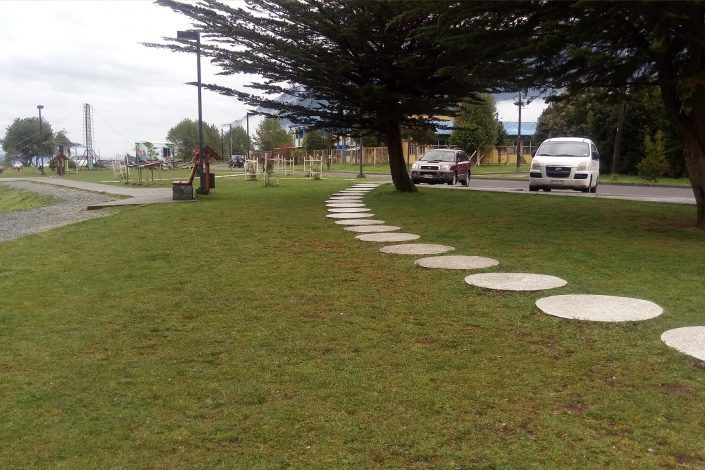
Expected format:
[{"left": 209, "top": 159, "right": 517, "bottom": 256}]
[
  {"left": 384, "top": 122, "right": 417, "bottom": 192},
  {"left": 681, "top": 129, "right": 705, "bottom": 227}
]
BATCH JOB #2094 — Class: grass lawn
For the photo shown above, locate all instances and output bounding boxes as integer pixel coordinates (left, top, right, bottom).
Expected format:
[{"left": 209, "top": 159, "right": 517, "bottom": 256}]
[
  {"left": 1, "top": 176, "right": 705, "bottom": 467},
  {"left": 0, "top": 185, "right": 58, "bottom": 212}
]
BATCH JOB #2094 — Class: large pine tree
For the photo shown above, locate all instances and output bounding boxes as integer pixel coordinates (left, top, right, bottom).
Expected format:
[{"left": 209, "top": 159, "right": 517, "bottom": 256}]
[{"left": 151, "top": 0, "right": 522, "bottom": 191}]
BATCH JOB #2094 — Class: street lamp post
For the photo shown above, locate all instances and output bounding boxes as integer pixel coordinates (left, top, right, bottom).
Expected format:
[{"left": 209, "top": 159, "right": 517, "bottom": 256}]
[
  {"left": 177, "top": 30, "right": 207, "bottom": 194},
  {"left": 37, "top": 105, "right": 45, "bottom": 175},
  {"left": 357, "top": 135, "right": 365, "bottom": 178}
]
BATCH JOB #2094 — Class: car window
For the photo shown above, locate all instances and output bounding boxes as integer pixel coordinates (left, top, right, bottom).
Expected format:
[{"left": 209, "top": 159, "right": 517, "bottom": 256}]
[
  {"left": 536, "top": 142, "right": 590, "bottom": 157},
  {"left": 420, "top": 150, "right": 455, "bottom": 162}
]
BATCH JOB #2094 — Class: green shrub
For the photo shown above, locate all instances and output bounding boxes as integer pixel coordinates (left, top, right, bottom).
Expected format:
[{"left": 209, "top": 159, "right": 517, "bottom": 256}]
[{"left": 637, "top": 130, "right": 669, "bottom": 181}]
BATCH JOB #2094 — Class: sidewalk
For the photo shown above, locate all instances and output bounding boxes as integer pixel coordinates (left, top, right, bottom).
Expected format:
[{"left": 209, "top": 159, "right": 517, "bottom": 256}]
[{"left": 18, "top": 176, "right": 193, "bottom": 209}]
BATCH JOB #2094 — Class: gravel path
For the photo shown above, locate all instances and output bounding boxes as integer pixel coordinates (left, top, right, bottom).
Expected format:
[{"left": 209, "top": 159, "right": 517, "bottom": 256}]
[{"left": 0, "top": 180, "right": 115, "bottom": 243}]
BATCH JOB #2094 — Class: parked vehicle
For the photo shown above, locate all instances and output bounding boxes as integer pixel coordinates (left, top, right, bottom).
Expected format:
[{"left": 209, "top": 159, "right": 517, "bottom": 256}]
[
  {"left": 411, "top": 149, "right": 472, "bottom": 186},
  {"left": 229, "top": 155, "right": 245, "bottom": 168},
  {"left": 529, "top": 137, "right": 600, "bottom": 193}
]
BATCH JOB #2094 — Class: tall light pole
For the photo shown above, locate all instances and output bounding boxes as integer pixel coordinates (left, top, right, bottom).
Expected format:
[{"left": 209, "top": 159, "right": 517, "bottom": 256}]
[
  {"left": 177, "top": 30, "right": 207, "bottom": 194},
  {"left": 37, "top": 105, "right": 45, "bottom": 175}
]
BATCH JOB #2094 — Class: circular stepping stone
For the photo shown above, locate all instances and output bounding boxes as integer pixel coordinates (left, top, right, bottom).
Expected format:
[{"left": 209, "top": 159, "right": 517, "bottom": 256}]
[
  {"left": 335, "top": 219, "right": 386, "bottom": 226},
  {"left": 326, "top": 203, "right": 367, "bottom": 208},
  {"left": 465, "top": 273, "right": 566, "bottom": 291},
  {"left": 661, "top": 327, "right": 705, "bottom": 361},
  {"left": 333, "top": 193, "right": 367, "bottom": 197},
  {"left": 415, "top": 255, "right": 499, "bottom": 270},
  {"left": 327, "top": 198, "right": 364, "bottom": 203},
  {"left": 536, "top": 294, "right": 663, "bottom": 322},
  {"left": 328, "top": 208, "right": 372, "bottom": 213},
  {"left": 344, "top": 225, "right": 401, "bottom": 233},
  {"left": 356, "top": 232, "right": 420, "bottom": 242},
  {"left": 327, "top": 212, "right": 375, "bottom": 219},
  {"left": 380, "top": 243, "right": 455, "bottom": 255}
]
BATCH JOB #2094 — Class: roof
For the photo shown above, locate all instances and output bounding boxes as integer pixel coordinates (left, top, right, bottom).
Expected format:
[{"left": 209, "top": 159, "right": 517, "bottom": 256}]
[{"left": 501, "top": 121, "right": 537, "bottom": 136}]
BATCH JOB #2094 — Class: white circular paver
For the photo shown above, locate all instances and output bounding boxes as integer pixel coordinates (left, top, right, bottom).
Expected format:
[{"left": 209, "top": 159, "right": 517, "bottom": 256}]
[
  {"left": 327, "top": 207, "right": 372, "bottom": 213},
  {"left": 465, "top": 273, "right": 567, "bottom": 291},
  {"left": 536, "top": 294, "right": 663, "bottom": 321},
  {"left": 333, "top": 193, "right": 367, "bottom": 197},
  {"left": 344, "top": 225, "right": 401, "bottom": 233},
  {"left": 327, "top": 196, "right": 363, "bottom": 201},
  {"left": 326, "top": 212, "right": 375, "bottom": 219},
  {"left": 415, "top": 255, "right": 499, "bottom": 270},
  {"left": 661, "top": 327, "right": 705, "bottom": 361},
  {"left": 326, "top": 203, "right": 367, "bottom": 208},
  {"left": 355, "top": 232, "right": 420, "bottom": 242},
  {"left": 335, "top": 219, "right": 386, "bottom": 226},
  {"left": 380, "top": 244, "right": 456, "bottom": 255}
]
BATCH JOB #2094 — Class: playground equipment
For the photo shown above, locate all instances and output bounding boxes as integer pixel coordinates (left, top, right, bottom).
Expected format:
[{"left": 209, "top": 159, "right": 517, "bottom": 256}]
[
  {"left": 51, "top": 152, "right": 70, "bottom": 176},
  {"left": 263, "top": 156, "right": 279, "bottom": 186},
  {"left": 245, "top": 159, "right": 259, "bottom": 180},
  {"left": 172, "top": 145, "right": 220, "bottom": 200},
  {"left": 303, "top": 156, "right": 323, "bottom": 179},
  {"left": 276, "top": 156, "right": 295, "bottom": 175}
]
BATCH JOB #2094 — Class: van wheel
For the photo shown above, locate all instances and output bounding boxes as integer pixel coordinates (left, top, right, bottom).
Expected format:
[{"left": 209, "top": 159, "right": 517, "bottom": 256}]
[
  {"left": 590, "top": 182, "right": 598, "bottom": 193},
  {"left": 461, "top": 172, "right": 470, "bottom": 186},
  {"left": 543, "top": 188, "right": 551, "bottom": 192},
  {"left": 448, "top": 173, "right": 457, "bottom": 185},
  {"left": 529, "top": 185, "right": 538, "bottom": 192}
]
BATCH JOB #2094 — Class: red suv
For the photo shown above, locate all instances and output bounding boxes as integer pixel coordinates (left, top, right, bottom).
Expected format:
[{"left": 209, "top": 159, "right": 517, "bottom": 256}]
[{"left": 410, "top": 149, "right": 472, "bottom": 186}]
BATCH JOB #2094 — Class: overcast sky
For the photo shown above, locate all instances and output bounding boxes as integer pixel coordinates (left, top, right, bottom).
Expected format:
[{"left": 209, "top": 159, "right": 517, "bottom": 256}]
[{"left": 0, "top": 0, "right": 545, "bottom": 158}]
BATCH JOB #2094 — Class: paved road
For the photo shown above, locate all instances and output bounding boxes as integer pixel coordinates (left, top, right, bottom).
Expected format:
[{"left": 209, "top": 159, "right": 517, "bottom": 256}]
[{"left": 465, "top": 177, "right": 696, "bottom": 205}]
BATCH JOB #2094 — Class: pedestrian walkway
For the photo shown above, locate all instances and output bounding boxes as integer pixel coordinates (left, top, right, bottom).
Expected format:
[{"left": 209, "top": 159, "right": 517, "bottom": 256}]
[
  {"left": 326, "top": 182, "right": 705, "bottom": 365},
  {"left": 18, "top": 176, "right": 192, "bottom": 208}
]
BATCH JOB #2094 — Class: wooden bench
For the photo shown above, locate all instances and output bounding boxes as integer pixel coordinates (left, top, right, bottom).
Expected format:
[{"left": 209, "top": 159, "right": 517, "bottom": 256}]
[{"left": 172, "top": 161, "right": 198, "bottom": 200}]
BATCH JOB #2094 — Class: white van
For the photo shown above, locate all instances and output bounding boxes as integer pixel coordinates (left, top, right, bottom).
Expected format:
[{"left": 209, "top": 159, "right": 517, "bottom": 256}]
[{"left": 529, "top": 137, "right": 600, "bottom": 193}]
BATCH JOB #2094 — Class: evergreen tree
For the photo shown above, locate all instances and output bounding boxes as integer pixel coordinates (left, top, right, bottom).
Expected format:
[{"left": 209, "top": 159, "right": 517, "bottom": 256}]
[
  {"left": 150, "top": 0, "right": 521, "bottom": 192},
  {"left": 449, "top": 95, "right": 502, "bottom": 155},
  {"left": 2, "top": 117, "right": 54, "bottom": 166},
  {"left": 638, "top": 131, "right": 670, "bottom": 182},
  {"left": 166, "top": 118, "right": 221, "bottom": 161},
  {"left": 254, "top": 118, "right": 292, "bottom": 152},
  {"left": 302, "top": 129, "right": 327, "bottom": 151}
]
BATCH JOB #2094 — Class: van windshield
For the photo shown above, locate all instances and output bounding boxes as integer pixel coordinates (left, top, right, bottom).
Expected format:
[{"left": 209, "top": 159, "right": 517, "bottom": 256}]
[
  {"left": 536, "top": 142, "right": 590, "bottom": 157},
  {"left": 420, "top": 150, "right": 455, "bottom": 162}
]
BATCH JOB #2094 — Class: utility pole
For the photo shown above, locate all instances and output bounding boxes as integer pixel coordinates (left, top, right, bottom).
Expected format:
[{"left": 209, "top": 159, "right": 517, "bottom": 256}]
[
  {"left": 612, "top": 100, "right": 626, "bottom": 179},
  {"left": 37, "top": 105, "right": 45, "bottom": 175},
  {"left": 514, "top": 92, "right": 523, "bottom": 172}
]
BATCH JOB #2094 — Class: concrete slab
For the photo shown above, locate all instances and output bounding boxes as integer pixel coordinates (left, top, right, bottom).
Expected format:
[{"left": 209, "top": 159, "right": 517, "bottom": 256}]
[
  {"left": 335, "top": 219, "right": 386, "bottom": 225},
  {"left": 326, "top": 203, "right": 367, "bottom": 208},
  {"left": 465, "top": 273, "right": 567, "bottom": 291},
  {"left": 326, "top": 212, "right": 375, "bottom": 219},
  {"left": 333, "top": 192, "right": 367, "bottom": 197},
  {"left": 661, "top": 327, "right": 705, "bottom": 362},
  {"left": 328, "top": 207, "right": 372, "bottom": 213},
  {"left": 355, "top": 232, "right": 420, "bottom": 242},
  {"left": 327, "top": 197, "right": 364, "bottom": 202},
  {"left": 416, "top": 255, "right": 499, "bottom": 270},
  {"left": 380, "top": 243, "right": 455, "bottom": 255},
  {"left": 344, "top": 225, "right": 401, "bottom": 233},
  {"left": 536, "top": 294, "right": 663, "bottom": 321}
]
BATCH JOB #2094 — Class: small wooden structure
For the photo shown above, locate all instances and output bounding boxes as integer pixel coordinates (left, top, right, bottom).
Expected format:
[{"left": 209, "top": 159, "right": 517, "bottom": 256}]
[
  {"left": 51, "top": 152, "right": 71, "bottom": 176},
  {"left": 172, "top": 145, "right": 220, "bottom": 200}
]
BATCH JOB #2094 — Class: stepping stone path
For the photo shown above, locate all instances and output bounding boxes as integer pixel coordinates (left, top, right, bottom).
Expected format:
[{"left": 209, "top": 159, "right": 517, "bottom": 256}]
[
  {"left": 661, "top": 327, "right": 705, "bottom": 361},
  {"left": 536, "top": 294, "right": 663, "bottom": 322},
  {"left": 328, "top": 207, "right": 372, "bottom": 213},
  {"left": 380, "top": 243, "right": 456, "bottom": 255},
  {"left": 327, "top": 212, "right": 375, "bottom": 219},
  {"left": 326, "top": 203, "right": 367, "bottom": 208},
  {"left": 326, "top": 183, "right": 693, "bottom": 368},
  {"left": 344, "top": 225, "right": 401, "bottom": 233},
  {"left": 464, "top": 273, "right": 567, "bottom": 291},
  {"left": 355, "top": 232, "right": 420, "bottom": 243},
  {"left": 415, "top": 255, "right": 499, "bottom": 270},
  {"left": 335, "top": 219, "right": 386, "bottom": 226}
]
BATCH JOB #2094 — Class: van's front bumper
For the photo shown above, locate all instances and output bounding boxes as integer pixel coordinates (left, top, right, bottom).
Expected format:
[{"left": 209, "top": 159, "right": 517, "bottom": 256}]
[{"left": 529, "top": 170, "right": 591, "bottom": 190}]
